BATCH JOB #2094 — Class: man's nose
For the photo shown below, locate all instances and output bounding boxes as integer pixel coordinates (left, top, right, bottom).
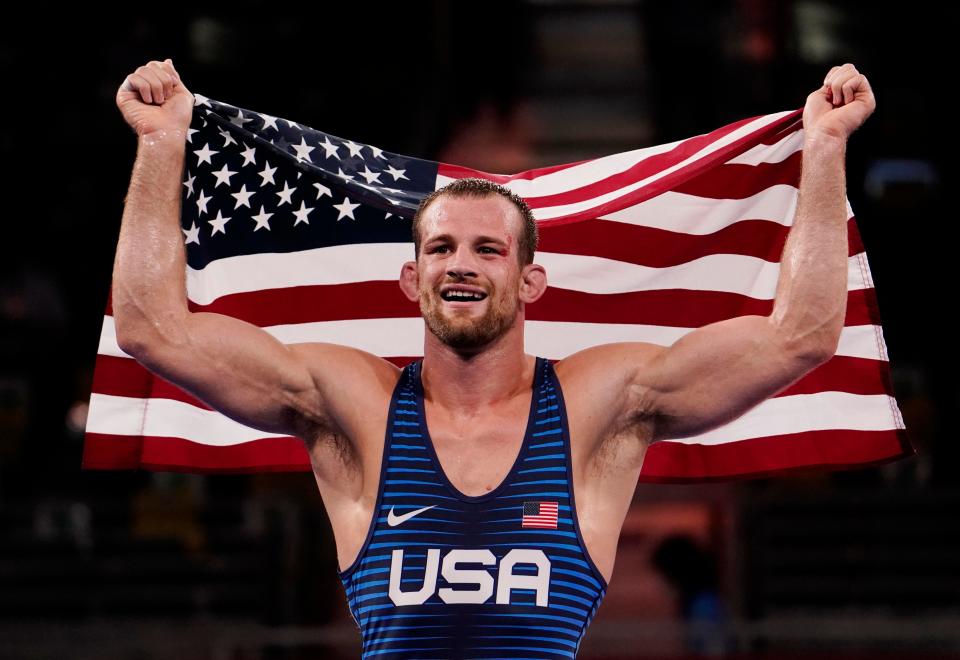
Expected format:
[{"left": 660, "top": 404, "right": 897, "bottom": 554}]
[{"left": 446, "top": 245, "right": 478, "bottom": 278}]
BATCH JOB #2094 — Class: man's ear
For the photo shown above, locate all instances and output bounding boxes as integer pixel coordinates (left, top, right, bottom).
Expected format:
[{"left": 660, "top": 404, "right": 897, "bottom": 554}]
[
  {"left": 518, "top": 263, "right": 547, "bottom": 304},
  {"left": 399, "top": 261, "right": 419, "bottom": 302}
]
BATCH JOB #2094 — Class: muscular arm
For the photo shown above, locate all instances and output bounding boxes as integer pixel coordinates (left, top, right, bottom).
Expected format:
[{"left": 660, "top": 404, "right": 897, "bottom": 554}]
[
  {"left": 642, "top": 134, "right": 848, "bottom": 442},
  {"left": 113, "top": 127, "right": 331, "bottom": 438},
  {"left": 563, "top": 66, "right": 874, "bottom": 457},
  {"left": 111, "top": 62, "right": 394, "bottom": 446}
]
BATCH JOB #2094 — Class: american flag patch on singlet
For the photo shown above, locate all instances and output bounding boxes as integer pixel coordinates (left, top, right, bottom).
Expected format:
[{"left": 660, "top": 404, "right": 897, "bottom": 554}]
[{"left": 522, "top": 501, "right": 559, "bottom": 529}]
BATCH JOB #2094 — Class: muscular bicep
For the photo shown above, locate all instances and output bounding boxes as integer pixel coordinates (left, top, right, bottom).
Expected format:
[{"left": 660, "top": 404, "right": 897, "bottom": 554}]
[
  {"left": 119, "top": 310, "right": 332, "bottom": 439},
  {"left": 642, "top": 315, "right": 830, "bottom": 442}
]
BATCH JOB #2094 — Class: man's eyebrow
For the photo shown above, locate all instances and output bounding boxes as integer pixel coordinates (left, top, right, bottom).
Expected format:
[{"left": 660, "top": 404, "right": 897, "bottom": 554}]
[{"left": 424, "top": 234, "right": 507, "bottom": 246}]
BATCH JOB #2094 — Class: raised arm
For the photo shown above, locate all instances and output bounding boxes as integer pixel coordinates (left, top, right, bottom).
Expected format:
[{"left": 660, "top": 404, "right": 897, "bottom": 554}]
[
  {"left": 111, "top": 59, "right": 394, "bottom": 444},
  {"left": 559, "top": 64, "right": 876, "bottom": 452},
  {"left": 641, "top": 63, "right": 876, "bottom": 442}
]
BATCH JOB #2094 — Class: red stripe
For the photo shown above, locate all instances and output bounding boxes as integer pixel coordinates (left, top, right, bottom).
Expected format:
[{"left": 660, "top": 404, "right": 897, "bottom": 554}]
[
  {"left": 104, "top": 283, "right": 875, "bottom": 331},
  {"left": 641, "top": 428, "right": 915, "bottom": 482},
  {"left": 83, "top": 428, "right": 914, "bottom": 479},
  {"left": 83, "top": 433, "right": 311, "bottom": 472},
  {"left": 538, "top": 215, "right": 865, "bottom": 267},
  {"left": 529, "top": 287, "right": 877, "bottom": 328},
  {"left": 91, "top": 355, "right": 419, "bottom": 409},
  {"left": 671, "top": 151, "right": 801, "bottom": 199}
]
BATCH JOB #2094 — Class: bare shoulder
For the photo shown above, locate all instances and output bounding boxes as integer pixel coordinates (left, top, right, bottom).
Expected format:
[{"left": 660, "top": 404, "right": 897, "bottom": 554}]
[{"left": 553, "top": 342, "right": 663, "bottom": 458}]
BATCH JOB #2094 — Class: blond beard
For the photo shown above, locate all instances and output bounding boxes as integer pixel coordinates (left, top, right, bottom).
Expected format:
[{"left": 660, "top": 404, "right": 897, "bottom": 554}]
[{"left": 420, "top": 286, "right": 518, "bottom": 350}]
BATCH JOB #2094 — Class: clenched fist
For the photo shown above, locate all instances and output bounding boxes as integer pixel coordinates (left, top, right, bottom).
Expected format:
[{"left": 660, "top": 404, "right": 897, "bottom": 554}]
[
  {"left": 116, "top": 59, "right": 194, "bottom": 138},
  {"left": 803, "top": 63, "right": 876, "bottom": 143}
]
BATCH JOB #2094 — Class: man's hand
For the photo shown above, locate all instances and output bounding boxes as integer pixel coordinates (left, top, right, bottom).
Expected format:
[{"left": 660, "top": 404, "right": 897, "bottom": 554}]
[
  {"left": 803, "top": 63, "right": 876, "bottom": 143},
  {"left": 116, "top": 59, "right": 194, "bottom": 138}
]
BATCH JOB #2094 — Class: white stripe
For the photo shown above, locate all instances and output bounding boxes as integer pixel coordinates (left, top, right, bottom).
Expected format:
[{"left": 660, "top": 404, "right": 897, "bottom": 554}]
[
  {"left": 664, "top": 391, "right": 904, "bottom": 446},
  {"left": 600, "top": 185, "right": 800, "bottom": 233},
  {"left": 98, "top": 316, "right": 132, "bottom": 358},
  {"left": 436, "top": 111, "right": 795, "bottom": 202},
  {"left": 524, "top": 322, "right": 888, "bottom": 362},
  {"left": 98, "top": 317, "right": 890, "bottom": 364},
  {"left": 182, "top": 241, "right": 871, "bottom": 305},
  {"left": 86, "top": 393, "right": 287, "bottom": 444},
  {"left": 724, "top": 127, "right": 803, "bottom": 166},
  {"left": 539, "top": 252, "right": 870, "bottom": 298},
  {"left": 86, "top": 390, "right": 901, "bottom": 448},
  {"left": 527, "top": 113, "right": 798, "bottom": 220},
  {"left": 185, "top": 243, "right": 413, "bottom": 305}
]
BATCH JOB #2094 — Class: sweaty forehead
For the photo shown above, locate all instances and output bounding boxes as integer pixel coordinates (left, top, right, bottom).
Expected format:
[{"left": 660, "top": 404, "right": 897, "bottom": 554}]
[{"left": 420, "top": 195, "right": 521, "bottom": 241}]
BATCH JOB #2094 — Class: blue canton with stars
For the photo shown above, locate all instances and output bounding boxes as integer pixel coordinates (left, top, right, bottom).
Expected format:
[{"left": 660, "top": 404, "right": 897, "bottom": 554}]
[{"left": 180, "top": 94, "right": 441, "bottom": 270}]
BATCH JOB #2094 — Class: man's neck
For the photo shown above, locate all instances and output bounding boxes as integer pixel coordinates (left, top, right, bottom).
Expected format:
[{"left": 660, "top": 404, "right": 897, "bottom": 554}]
[{"left": 420, "top": 327, "right": 534, "bottom": 414}]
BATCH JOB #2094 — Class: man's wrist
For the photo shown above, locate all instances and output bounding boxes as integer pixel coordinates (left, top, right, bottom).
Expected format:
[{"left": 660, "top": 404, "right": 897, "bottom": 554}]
[
  {"left": 803, "top": 130, "right": 847, "bottom": 155},
  {"left": 138, "top": 128, "right": 188, "bottom": 150}
]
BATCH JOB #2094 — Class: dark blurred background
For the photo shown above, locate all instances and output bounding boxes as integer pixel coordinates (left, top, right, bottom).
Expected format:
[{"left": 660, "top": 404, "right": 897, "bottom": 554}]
[{"left": 0, "top": 1, "right": 955, "bottom": 658}]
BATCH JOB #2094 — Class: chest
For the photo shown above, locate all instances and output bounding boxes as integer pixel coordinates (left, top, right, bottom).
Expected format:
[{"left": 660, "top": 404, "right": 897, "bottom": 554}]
[{"left": 424, "top": 400, "right": 532, "bottom": 498}]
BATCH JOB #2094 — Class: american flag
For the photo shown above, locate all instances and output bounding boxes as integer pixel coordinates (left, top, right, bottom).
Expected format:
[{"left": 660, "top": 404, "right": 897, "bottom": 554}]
[
  {"left": 83, "top": 93, "right": 915, "bottom": 480},
  {"left": 522, "top": 501, "right": 560, "bottom": 530}
]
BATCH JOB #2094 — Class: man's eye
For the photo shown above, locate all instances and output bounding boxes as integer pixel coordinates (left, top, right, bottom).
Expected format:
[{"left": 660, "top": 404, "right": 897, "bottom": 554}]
[
  {"left": 479, "top": 247, "right": 495, "bottom": 253},
  {"left": 432, "top": 246, "right": 448, "bottom": 253}
]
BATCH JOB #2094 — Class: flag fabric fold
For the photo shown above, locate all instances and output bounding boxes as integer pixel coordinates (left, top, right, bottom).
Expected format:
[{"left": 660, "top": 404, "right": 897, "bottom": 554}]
[{"left": 83, "top": 93, "right": 915, "bottom": 481}]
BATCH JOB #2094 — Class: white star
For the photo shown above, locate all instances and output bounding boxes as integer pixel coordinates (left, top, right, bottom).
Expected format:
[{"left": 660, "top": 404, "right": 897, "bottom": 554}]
[
  {"left": 193, "top": 143, "right": 218, "bottom": 166},
  {"left": 240, "top": 144, "right": 257, "bottom": 166},
  {"left": 251, "top": 205, "right": 273, "bottom": 231},
  {"left": 193, "top": 93, "right": 211, "bottom": 108},
  {"left": 182, "top": 173, "right": 196, "bottom": 197},
  {"left": 230, "top": 109, "right": 253, "bottom": 128},
  {"left": 384, "top": 212, "right": 394, "bottom": 219},
  {"left": 187, "top": 128, "right": 198, "bottom": 144},
  {"left": 275, "top": 181, "right": 296, "bottom": 206},
  {"left": 259, "top": 113, "right": 279, "bottom": 131},
  {"left": 258, "top": 163, "right": 277, "bottom": 187},
  {"left": 182, "top": 221, "right": 201, "bottom": 245},
  {"left": 384, "top": 165, "right": 408, "bottom": 181},
  {"left": 218, "top": 127, "right": 237, "bottom": 147},
  {"left": 231, "top": 184, "right": 255, "bottom": 209},
  {"left": 387, "top": 197, "right": 402, "bottom": 205},
  {"left": 195, "top": 190, "right": 212, "bottom": 215},
  {"left": 336, "top": 168, "right": 354, "bottom": 182},
  {"left": 313, "top": 183, "right": 332, "bottom": 199},
  {"left": 358, "top": 166, "right": 382, "bottom": 185},
  {"left": 292, "top": 137, "right": 315, "bottom": 162},
  {"left": 343, "top": 140, "right": 364, "bottom": 158},
  {"left": 369, "top": 145, "right": 385, "bottom": 159},
  {"left": 212, "top": 163, "right": 237, "bottom": 188},
  {"left": 292, "top": 200, "right": 314, "bottom": 226},
  {"left": 208, "top": 210, "right": 231, "bottom": 235},
  {"left": 284, "top": 118, "right": 301, "bottom": 130},
  {"left": 319, "top": 137, "right": 341, "bottom": 159},
  {"left": 333, "top": 196, "right": 360, "bottom": 221}
]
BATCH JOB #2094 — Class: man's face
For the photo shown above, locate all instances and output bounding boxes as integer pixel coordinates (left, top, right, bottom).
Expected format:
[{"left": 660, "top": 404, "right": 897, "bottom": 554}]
[{"left": 415, "top": 194, "right": 525, "bottom": 350}]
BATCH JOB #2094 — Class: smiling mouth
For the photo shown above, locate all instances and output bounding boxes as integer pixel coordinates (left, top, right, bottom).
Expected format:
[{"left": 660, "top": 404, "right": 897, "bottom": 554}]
[{"left": 439, "top": 290, "right": 488, "bottom": 303}]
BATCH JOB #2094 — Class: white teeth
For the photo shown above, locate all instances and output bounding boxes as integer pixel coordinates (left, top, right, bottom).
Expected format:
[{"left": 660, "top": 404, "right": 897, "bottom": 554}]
[{"left": 443, "top": 290, "right": 485, "bottom": 300}]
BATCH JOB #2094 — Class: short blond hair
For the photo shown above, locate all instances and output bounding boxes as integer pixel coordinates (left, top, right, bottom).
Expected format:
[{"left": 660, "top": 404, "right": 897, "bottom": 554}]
[{"left": 412, "top": 177, "right": 538, "bottom": 266}]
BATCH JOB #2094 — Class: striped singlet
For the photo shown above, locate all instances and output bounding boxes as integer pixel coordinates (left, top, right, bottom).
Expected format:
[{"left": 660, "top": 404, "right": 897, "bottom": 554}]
[{"left": 338, "top": 356, "right": 608, "bottom": 658}]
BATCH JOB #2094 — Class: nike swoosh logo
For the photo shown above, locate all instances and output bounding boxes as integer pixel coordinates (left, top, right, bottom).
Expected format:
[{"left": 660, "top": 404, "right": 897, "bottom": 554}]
[{"left": 387, "top": 504, "right": 437, "bottom": 527}]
